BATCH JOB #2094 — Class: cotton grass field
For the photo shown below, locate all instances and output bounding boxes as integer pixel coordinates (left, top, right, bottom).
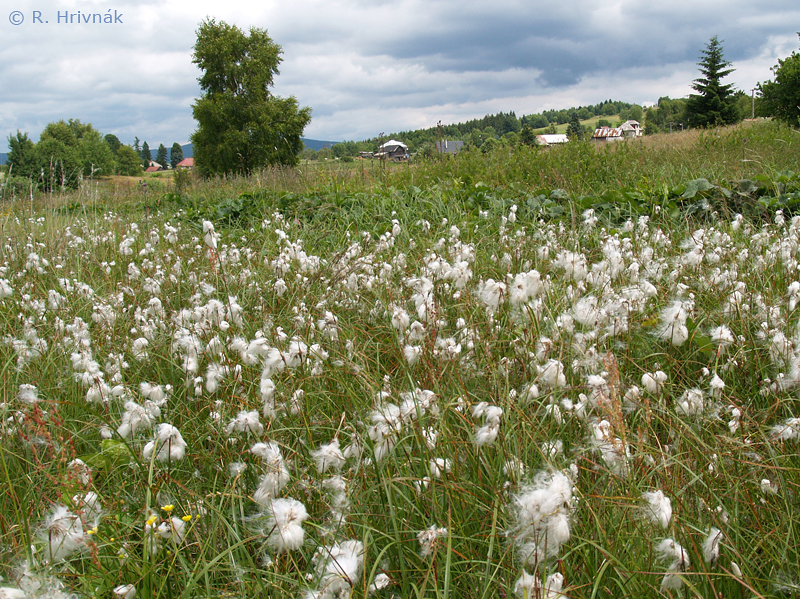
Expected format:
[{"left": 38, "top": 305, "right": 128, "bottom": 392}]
[{"left": 2, "top": 122, "right": 800, "bottom": 599}]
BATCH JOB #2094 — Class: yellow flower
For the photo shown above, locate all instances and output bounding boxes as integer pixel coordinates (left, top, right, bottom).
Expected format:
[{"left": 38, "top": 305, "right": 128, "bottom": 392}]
[
  {"left": 87, "top": 526, "right": 99, "bottom": 535},
  {"left": 145, "top": 515, "right": 158, "bottom": 526},
  {"left": 161, "top": 504, "right": 175, "bottom": 513},
  {"left": 181, "top": 515, "right": 192, "bottom": 522}
]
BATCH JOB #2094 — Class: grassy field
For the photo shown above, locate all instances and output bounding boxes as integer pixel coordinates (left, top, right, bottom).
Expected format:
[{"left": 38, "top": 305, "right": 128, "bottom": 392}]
[{"left": 1, "top": 120, "right": 800, "bottom": 599}]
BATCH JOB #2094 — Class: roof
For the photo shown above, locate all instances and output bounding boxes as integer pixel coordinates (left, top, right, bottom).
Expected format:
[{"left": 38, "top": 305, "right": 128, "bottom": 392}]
[
  {"left": 145, "top": 165, "right": 162, "bottom": 172},
  {"left": 436, "top": 140, "right": 464, "bottom": 154},
  {"left": 592, "top": 127, "right": 624, "bottom": 139},
  {"left": 619, "top": 120, "right": 641, "bottom": 131},
  {"left": 176, "top": 157, "right": 194, "bottom": 167},
  {"left": 536, "top": 134, "right": 569, "bottom": 145},
  {"left": 379, "top": 139, "right": 408, "bottom": 151}
]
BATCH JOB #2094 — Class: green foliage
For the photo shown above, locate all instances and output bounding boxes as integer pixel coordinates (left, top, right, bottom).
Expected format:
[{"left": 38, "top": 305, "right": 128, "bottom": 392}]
[
  {"left": 758, "top": 33, "right": 800, "bottom": 127},
  {"left": 155, "top": 144, "right": 168, "bottom": 169},
  {"left": 6, "top": 131, "right": 37, "bottom": 179},
  {"left": 77, "top": 128, "right": 116, "bottom": 177},
  {"left": 644, "top": 97, "right": 688, "bottom": 133},
  {"left": 141, "top": 140, "right": 151, "bottom": 166},
  {"left": 519, "top": 125, "right": 536, "bottom": 147},
  {"left": 172, "top": 167, "right": 193, "bottom": 196},
  {"left": 567, "top": 112, "right": 585, "bottom": 140},
  {"left": 190, "top": 18, "right": 312, "bottom": 177},
  {"left": 116, "top": 145, "right": 143, "bottom": 176},
  {"left": 35, "top": 136, "right": 81, "bottom": 191},
  {"left": 104, "top": 134, "right": 121, "bottom": 155},
  {"left": 685, "top": 36, "right": 740, "bottom": 128},
  {"left": 170, "top": 142, "right": 184, "bottom": 169}
]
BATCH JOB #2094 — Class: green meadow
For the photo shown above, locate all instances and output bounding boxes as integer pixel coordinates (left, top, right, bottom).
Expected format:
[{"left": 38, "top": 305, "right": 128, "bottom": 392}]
[{"left": 1, "top": 119, "right": 800, "bottom": 599}]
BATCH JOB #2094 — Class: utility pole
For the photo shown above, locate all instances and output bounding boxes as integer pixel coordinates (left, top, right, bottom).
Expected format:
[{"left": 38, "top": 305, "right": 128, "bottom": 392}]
[{"left": 437, "top": 120, "right": 443, "bottom": 155}]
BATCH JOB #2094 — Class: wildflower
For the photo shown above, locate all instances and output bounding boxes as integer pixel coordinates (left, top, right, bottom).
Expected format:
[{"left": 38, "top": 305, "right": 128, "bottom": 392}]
[
  {"left": 265, "top": 497, "right": 308, "bottom": 553},
  {"left": 642, "top": 490, "right": 672, "bottom": 529},
  {"left": 113, "top": 584, "right": 136, "bottom": 599},
  {"left": 41, "top": 504, "right": 85, "bottom": 562},
  {"left": 771, "top": 417, "right": 800, "bottom": 440},
  {"left": 311, "top": 438, "right": 346, "bottom": 474},
  {"left": 202, "top": 220, "right": 218, "bottom": 250},
  {"left": 309, "top": 540, "right": 364, "bottom": 597},
  {"left": 72, "top": 491, "right": 102, "bottom": 527},
  {"left": 417, "top": 525, "right": 447, "bottom": 558},
  {"left": 17, "top": 384, "right": 39, "bottom": 405},
  {"left": 472, "top": 402, "right": 503, "bottom": 447},
  {"left": 676, "top": 388, "right": 706, "bottom": 418},
  {"left": 641, "top": 371, "right": 667, "bottom": 395},
  {"left": 509, "top": 470, "right": 574, "bottom": 564},
  {"left": 429, "top": 458, "right": 451, "bottom": 479},
  {"left": 656, "top": 538, "right": 690, "bottom": 590},
  {"left": 655, "top": 300, "right": 692, "bottom": 347},
  {"left": 157, "top": 517, "right": 187, "bottom": 544},
  {"left": 143, "top": 423, "right": 187, "bottom": 463},
  {"left": 538, "top": 359, "right": 567, "bottom": 389},
  {"left": 368, "top": 573, "right": 391, "bottom": 595},
  {"left": 226, "top": 410, "right": 264, "bottom": 436},
  {"left": 251, "top": 442, "right": 290, "bottom": 504},
  {"left": 703, "top": 527, "right": 722, "bottom": 564}
]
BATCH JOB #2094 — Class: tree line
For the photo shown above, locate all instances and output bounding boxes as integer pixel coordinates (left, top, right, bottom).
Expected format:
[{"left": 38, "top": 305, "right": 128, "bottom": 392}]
[{"left": 5, "top": 119, "right": 185, "bottom": 191}]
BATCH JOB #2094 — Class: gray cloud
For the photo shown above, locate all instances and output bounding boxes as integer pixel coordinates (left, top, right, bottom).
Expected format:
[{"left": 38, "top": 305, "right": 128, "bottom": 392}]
[{"left": 1, "top": 0, "right": 798, "bottom": 146}]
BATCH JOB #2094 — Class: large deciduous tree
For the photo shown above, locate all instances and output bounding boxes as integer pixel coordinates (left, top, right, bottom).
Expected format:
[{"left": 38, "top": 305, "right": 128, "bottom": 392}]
[
  {"left": 685, "top": 36, "right": 739, "bottom": 128},
  {"left": 758, "top": 33, "right": 800, "bottom": 128},
  {"left": 190, "top": 18, "right": 311, "bottom": 177}
]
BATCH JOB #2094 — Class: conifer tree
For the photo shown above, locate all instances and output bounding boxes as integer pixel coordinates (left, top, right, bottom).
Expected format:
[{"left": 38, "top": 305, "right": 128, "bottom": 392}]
[{"left": 685, "top": 36, "right": 739, "bottom": 128}]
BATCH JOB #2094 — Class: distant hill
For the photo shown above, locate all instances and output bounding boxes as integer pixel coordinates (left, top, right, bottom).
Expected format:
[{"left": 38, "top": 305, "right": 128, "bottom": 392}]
[
  {"left": 302, "top": 139, "right": 337, "bottom": 151},
  {"left": 0, "top": 152, "right": 6, "bottom": 166}
]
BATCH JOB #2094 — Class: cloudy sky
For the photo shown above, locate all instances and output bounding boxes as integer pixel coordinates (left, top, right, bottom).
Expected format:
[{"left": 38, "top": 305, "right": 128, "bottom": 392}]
[{"left": 1, "top": 0, "right": 798, "bottom": 147}]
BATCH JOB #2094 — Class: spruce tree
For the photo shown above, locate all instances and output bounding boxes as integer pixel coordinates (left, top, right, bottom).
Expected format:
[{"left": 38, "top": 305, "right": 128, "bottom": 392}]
[
  {"left": 141, "top": 141, "right": 152, "bottom": 166},
  {"left": 155, "top": 144, "right": 168, "bottom": 168},
  {"left": 170, "top": 143, "right": 184, "bottom": 169},
  {"left": 685, "top": 36, "right": 739, "bottom": 128}
]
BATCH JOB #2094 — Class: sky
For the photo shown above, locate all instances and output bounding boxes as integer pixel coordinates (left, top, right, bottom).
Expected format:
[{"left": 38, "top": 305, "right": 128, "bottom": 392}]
[{"left": 1, "top": 0, "right": 799, "bottom": 148}]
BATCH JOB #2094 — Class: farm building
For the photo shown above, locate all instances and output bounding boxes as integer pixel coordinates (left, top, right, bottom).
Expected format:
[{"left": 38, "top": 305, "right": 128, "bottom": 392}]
[
  {"left": 535, "top": 134, "right": 569, "bottom": 147},
  {"left": 620, "top": 120, "right": 643, "bottom": 137},
  {"left": 376, "top": 140, "right": 409, "bottom": 161},
  {"left": 591, "top": 127, "right": 625, "bottom": 143},
  {"left": 436, "top": 140, "right": 464, "bottom": 155},
  {"left": 176, "top": 157, "right": 194, "bottom": 170}
]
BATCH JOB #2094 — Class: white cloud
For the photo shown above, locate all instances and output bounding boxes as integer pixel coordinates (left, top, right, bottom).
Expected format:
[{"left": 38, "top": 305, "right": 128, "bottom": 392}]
[{"left": 1, "top": 0, "right": 798, "bottom": 146}]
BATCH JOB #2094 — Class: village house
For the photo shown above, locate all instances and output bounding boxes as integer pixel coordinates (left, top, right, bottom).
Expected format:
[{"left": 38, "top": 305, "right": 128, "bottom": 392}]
[
  {"left": 591, "top": 127, "right": 625, "bottom": 143},
  {"left": 591, "top": 120, "right": 643, "bottom": 144},
  {"left": 176, "top": 157, "right": 194, "bottom": 170},
  {"left": 436, "top": 140, "right": 464, "bottom": 155},
  {"left": 535, "top": 134, "right": 569, "bottom": 147},
  {"left": 375, "top": 140, "right": 408, "bottom": 161}
]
